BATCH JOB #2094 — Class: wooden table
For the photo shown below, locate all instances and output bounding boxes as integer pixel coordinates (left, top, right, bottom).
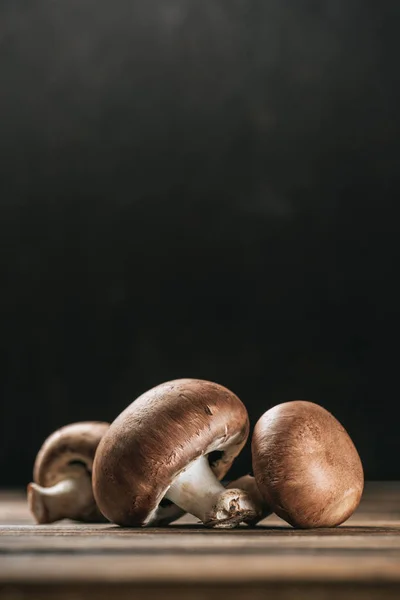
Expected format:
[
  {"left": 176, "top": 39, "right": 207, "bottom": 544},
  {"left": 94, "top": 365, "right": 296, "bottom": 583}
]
[{"left": 1, "top": 483, "right": 400, "bottom": 599}]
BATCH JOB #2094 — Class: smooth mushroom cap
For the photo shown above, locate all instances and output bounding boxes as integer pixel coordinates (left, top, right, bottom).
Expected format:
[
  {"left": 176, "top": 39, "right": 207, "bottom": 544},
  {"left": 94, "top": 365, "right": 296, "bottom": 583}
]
[
  {"left": 252, "top": 401, "right": 364, "bottom": 528},
  {"left": 29, "top": 421, "right": 109, "bottom": 522},
  {"left": 93, "top": 378, "right": 250, "bottom": 526}
]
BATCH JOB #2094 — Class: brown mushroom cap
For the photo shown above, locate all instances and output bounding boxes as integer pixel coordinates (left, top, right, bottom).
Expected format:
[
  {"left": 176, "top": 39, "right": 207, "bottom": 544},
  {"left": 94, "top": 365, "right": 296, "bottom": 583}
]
[
  {"left": 252, "top": 401, "right": 364, "bottom": 528},
  {"left": 32, "top": 421, "right": 109, "bottom": 522},
  {"left": 34, "top": 422, "right": 110, "bottom": 485},
  {"left": 93, "top": 378, "right": 250, "bottom": 526}
]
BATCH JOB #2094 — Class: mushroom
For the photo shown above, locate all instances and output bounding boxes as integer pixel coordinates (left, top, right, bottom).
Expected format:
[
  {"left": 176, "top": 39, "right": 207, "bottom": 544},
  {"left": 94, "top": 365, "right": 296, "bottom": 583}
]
[
  {"left": 251, "top": 401, "right": 364, "bottom": 528},
  {"left": 226, "top": 475, "right": 271, "bottom": 524},
  {"left": 93, "top": 379, "right": 258, "bottom": 528},
  {"left": 27, "top": 421, "right": 109, "bottom": 524}
]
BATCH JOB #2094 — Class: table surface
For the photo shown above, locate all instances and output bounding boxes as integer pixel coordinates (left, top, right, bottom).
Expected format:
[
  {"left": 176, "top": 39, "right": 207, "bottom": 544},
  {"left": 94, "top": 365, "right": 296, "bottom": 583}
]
[{"left": 1, "top": 482, "right": 400, "bottom": 599}]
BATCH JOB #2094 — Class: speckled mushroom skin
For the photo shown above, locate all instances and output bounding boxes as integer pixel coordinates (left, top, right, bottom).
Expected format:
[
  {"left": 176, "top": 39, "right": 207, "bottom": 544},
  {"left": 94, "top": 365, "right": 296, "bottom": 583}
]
[
  {"left": 252, "top": 401, "right": 364, "bottom": 528},
  {"left": 93, "top": 379, "right": 250, "bottom": 526},
  {"left": 32, "top": 421, "right": 109, "bottom": 522}
]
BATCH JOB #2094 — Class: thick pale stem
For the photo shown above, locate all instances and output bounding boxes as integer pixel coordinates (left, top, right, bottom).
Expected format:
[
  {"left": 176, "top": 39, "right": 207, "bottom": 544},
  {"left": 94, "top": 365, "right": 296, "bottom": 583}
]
[
  {"left": 164, "top": 455, "right": 257, "bottom": 528},
  {"left": 28, "top": 474, "right": 94, "bottom": 524}
]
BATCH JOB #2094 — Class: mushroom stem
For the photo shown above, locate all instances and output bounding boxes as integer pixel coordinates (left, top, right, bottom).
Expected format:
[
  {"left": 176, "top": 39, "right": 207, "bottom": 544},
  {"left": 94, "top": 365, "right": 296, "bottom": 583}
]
[
  {"left": 227, "top": 475, "right": 271, "bottom": 525},
  {"left": 27, "top": 474, "right": 94, "bottom": 524},
  {"left": 164, "top": 455, "right": 257, "bottom": 528}
]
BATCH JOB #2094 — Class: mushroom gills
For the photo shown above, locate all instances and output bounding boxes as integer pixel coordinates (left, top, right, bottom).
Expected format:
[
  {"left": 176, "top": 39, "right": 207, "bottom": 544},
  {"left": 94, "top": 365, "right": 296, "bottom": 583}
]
[
  {"left": 68, "top": 459, "right": 90, "bottom": 472},
  {"left": 27, "top": 472, "right": 93, "bottom": 524},
  {"left": 164, "top": 454, "right": 257, "bottom": 528}
]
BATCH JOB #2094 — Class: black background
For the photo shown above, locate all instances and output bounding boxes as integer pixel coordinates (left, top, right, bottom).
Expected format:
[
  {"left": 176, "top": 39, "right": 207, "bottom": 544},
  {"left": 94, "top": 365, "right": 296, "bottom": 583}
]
[{"left": 1, "top": 0, "right": 399, "bottom": 486}]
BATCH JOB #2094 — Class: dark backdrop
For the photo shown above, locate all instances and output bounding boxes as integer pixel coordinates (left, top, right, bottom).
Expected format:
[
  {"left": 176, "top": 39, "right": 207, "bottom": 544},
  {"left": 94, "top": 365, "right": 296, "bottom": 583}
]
[{"left": 1, "top": 0, "right": 399, "bottom": 486}]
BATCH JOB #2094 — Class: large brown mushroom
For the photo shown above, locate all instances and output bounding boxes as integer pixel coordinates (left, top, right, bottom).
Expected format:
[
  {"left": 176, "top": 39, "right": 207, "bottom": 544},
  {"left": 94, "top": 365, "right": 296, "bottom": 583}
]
[
  {"left": 28, "top": 421, "right": 109, "bottom": 524},
  {"left": 93, "top": 379, "right": 258, "bottom": 528},
  {"left": 251, "top": 401, "right": 364, "bottom": 528}
]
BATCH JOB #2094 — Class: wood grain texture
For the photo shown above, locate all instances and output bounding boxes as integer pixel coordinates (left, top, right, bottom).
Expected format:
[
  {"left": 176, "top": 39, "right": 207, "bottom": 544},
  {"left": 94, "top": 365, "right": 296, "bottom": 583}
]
[{"left": 1, "top": 482, "right": 400, "bottom": 599}]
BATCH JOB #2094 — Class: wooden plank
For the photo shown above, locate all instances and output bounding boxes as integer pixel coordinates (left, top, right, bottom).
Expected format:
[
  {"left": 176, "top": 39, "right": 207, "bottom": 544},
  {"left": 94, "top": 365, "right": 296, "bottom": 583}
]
[
  {"left": 1, "top": 551, "right": 400, "bottom": 581},
  {"left": 1, "top": 583, "right": 400, "bottom": 600},
  {"left": 2, "top": 531, "right": 400, "bottom": 552},
  {"left": 1, "top": 483, "right": 400, "bottom": 599}
]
